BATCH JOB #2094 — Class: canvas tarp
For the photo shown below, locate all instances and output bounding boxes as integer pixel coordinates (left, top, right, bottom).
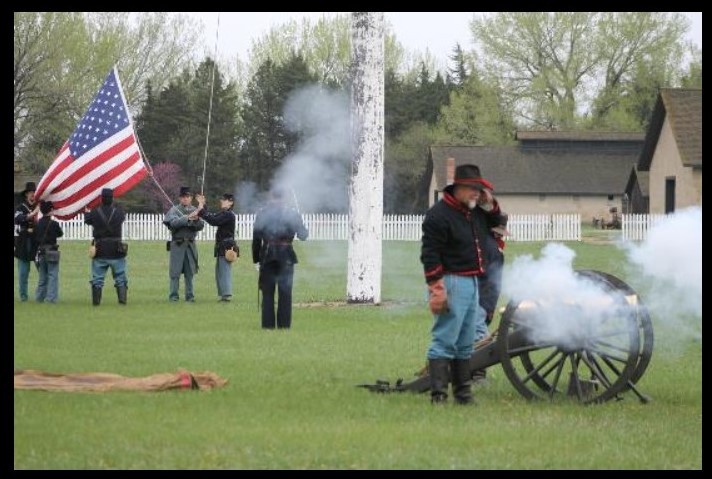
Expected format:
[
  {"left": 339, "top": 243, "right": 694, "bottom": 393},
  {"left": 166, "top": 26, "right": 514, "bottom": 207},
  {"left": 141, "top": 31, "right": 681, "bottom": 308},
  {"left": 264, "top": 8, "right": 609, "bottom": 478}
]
[{"left": 14, "top": 369, "right": 228, "bottom": 392}]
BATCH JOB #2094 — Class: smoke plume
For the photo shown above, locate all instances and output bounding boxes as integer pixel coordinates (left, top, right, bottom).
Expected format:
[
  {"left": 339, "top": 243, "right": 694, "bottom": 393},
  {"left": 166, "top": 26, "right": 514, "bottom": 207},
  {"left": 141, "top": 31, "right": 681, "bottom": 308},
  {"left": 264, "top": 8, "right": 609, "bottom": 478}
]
[
  {"left": 273, "top": 84, "right": 352, "bottom": 213},
  {"left": 501, "top": 243, "right": 631, "bottom": 350},
  {"left": 623, "top": 206, "right": 702, "bottom": 345},
  {"left": 501, "top": 207, "right": 702, "bottom": 353}
]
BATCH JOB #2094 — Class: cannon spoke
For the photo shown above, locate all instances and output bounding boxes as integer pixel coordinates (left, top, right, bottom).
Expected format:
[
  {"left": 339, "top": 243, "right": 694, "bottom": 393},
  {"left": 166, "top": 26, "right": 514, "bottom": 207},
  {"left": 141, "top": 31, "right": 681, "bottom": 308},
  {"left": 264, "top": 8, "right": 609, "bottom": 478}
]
[
  {"left": 519, "top": 349, "right": 561, "bottom": 385},
  {"left": 547, "top": 353, "right": 568, "bottom": 399},
  {"left": 586, "top": 345, "right": 632, "bottom": 364},
  {"left": 569, "top": 353, "right": 587, "bottom": 401},
  {"left": 507, "top": 342, "right": 556, "bottom": 356},
  {"left": 590, "top": 338, "right": 633, "bottom": 356},
  {"left": 581, "top": 350, "right": 614, "bottom": 390}
]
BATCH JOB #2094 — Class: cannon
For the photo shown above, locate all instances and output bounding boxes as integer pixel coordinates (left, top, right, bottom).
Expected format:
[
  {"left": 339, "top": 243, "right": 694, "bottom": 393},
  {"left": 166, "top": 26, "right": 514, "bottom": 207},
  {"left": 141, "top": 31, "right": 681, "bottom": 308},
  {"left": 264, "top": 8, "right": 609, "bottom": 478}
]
[{"left": 360, "top": 270, "right": 653, "bottom": 404}]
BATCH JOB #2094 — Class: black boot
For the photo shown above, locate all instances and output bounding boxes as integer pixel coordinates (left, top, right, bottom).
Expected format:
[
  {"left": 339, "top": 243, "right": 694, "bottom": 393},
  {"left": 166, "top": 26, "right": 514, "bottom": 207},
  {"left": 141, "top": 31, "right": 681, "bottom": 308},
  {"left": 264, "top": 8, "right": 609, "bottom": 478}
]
[
  {"left": 429, "top": 358, "right": 450, "bottom": 404},
  {"left": 116, "top": 285, "right": 127, "bottom": 305},
  {"left": 92, "top": 286, "right": 102, "bottom": 306},
  {"left": 451, "top": 359, "right": 475, "bottom": 405}
]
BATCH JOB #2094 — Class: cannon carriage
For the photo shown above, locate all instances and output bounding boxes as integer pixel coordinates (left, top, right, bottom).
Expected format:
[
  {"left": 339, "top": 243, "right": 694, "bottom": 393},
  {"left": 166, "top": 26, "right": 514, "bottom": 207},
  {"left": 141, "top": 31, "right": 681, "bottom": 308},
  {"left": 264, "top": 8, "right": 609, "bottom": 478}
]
[{"left": 360, "top": 270, "right": 653, "bottom": 404}]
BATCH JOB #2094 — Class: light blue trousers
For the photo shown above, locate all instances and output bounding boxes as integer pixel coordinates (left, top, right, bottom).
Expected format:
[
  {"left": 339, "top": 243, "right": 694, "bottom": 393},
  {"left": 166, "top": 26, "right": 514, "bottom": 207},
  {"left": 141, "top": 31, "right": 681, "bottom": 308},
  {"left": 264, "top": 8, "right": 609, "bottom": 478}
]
[
  {"left": 215, "top": 256, "right": 233, "bottom": 298},
  {"left": 90, "top": 258, "right": 128, "bottom": 288},
  {"left": 36, "top": 257, "right": 60, "bottom": 303},
  {"left": 427, "top": 274, "right": 482, "bottom": 360}
]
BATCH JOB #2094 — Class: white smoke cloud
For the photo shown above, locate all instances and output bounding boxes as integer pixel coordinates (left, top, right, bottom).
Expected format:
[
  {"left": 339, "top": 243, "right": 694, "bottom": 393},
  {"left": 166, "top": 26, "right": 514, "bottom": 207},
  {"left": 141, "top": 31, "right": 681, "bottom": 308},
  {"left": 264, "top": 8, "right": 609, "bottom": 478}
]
[
  {"left": 501, "top": 208, "right": 702, "bottom": 358},
  {"left": 502, "top": 243, "right": 632, "bottom": 350},
  {"left": 272, "top": 84, "right": 352, "bottom": 213},
  {"left": 623, "top": 206, "right": 702, "bottom": 343},
  {"left": 235, "top": 181, "right": 260, "bottom": 213}
]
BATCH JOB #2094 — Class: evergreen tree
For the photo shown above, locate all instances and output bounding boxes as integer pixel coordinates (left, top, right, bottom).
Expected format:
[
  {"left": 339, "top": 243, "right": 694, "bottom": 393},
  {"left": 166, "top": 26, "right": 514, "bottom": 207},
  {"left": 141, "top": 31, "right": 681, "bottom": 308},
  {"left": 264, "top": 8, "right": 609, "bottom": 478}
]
[
  {"left": 133, "top": 58, "right": 240, "bottom": 210},
  {"left": 447, "top": 43, "right": 469, "bottom": 87},
  {"left": 239, "top": 53, "right": 317, "bottom": 192}
]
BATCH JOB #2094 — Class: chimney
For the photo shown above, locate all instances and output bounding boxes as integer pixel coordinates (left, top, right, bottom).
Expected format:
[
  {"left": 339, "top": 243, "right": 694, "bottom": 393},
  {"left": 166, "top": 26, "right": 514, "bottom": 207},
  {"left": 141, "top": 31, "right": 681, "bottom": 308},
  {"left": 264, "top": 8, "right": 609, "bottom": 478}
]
[{"left": 446, "top": 157, "right": 455, "bottom": 185}]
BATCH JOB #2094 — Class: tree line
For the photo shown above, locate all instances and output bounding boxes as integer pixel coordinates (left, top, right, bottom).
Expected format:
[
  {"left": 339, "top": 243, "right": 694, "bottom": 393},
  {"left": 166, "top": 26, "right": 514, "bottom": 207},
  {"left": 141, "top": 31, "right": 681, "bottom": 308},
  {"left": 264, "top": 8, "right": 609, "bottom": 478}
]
[{"left": 14, "top": 12, "right": 701, "bottom": 214}]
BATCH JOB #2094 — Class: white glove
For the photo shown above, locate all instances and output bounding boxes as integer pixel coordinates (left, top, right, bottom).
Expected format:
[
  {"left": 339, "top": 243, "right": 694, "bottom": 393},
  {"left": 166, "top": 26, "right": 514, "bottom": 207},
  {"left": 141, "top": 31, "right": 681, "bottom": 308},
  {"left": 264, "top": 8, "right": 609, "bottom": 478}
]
[{"left": 254, "top": 263, "right": 260, "bottom": 272}]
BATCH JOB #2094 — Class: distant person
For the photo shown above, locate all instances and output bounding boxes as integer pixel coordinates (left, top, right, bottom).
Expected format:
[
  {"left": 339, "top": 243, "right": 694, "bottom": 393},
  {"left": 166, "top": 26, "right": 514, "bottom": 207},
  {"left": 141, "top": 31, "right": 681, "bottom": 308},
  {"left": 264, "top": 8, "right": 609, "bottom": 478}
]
[
  {"left": 34, "top": 201, "right": 63, "bottom": 303},
  {"left": 420, "top": 164, "right": 504, "bottom": 405},
  {"left": 84, "top": 188, "right": 129, "bottom": 305},
  {"left": 163, "top": 186, "right": 204, "bottom": 302},
  {"left": 14, "top": 181, "right": 39, "bottom": 302},
  {"left": 252, "top": 187, "right": 309, "bottom": 329},
  {"left": 194, "top": 192, "right": 238, "bottom": 302}
]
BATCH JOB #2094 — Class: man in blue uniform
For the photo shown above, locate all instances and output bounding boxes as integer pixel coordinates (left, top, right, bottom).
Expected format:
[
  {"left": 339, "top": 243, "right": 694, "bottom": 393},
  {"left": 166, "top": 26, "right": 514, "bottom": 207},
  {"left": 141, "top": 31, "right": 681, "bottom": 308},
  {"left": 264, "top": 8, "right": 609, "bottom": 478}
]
[
  {"left": 252, "top": 187, "right": 308, "bottom": 329},
  {"left": 163, "top": 187, "right": 205, "bottom": 302},
  {"left": 84, "top": 188, "right": 129, "bottom": 305},
  {"left": 195, "top": 192, "right": 237, "bottom": 302},
  {"left": 420, "top": 165, "right": 504, "bottom": 405},
  {"left": 14, "top": 181, "right": 39, "bottom": 302}
]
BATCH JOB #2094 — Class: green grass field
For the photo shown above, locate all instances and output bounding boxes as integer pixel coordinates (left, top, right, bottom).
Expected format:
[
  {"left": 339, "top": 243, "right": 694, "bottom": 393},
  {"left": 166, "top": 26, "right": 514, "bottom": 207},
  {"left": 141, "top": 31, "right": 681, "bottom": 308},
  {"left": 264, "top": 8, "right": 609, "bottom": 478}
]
[{"left": 14, "top": 240, "right": 701, "bottom": 469}]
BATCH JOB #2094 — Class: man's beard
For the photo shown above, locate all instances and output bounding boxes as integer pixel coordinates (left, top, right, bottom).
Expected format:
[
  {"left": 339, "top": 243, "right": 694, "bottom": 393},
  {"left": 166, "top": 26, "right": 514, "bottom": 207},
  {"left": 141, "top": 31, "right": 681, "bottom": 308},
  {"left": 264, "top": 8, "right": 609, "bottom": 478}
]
[{"left": 467, "top": 200, "right": 477, "bottom": 209}]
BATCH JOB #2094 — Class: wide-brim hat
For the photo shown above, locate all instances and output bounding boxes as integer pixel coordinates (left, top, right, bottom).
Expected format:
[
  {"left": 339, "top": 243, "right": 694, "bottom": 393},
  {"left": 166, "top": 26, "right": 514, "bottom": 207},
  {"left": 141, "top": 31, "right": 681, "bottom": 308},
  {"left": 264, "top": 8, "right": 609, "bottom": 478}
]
[
  {"left": 453, "top": 164, "right": 484, "bottom": 190},
  {"left": 179, "top": 186, "right": 192, "bottom": 197},
  {"left": 475, "top": 178, "right": 494, "bottom": 191},
  {"left": 21, "top": 181, "right": 36, "bottom": 195}
]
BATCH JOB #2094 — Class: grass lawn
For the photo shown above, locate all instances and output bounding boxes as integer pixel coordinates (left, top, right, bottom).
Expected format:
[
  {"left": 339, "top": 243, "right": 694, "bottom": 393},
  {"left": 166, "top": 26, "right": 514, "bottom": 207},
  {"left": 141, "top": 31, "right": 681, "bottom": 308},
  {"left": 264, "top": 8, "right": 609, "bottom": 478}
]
[{"left": 14, "top": 240, "right": 701, "bottom": 469}]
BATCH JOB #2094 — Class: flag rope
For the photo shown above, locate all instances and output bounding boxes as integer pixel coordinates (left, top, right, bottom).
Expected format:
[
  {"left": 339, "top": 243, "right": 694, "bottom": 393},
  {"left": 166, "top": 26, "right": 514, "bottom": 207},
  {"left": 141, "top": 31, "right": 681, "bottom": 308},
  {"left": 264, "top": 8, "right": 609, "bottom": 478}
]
[{"left": 200, "top": 13, "right": 220, "bottom": 195}]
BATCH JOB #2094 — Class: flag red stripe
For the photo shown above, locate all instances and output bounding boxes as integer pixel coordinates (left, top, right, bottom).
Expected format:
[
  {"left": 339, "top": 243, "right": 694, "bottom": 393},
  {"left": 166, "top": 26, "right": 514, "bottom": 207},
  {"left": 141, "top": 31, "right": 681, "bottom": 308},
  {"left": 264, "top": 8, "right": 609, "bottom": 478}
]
[
  {"left": 53, "top": 168, "right": 147, "bottom": 220},
  {"left": 35, "top": 143, "right": 70, "bottom": 200},
  {"left": 53, "top": 163, "right": 147, "bottom": 219},
  {"left": 43, "top": 134, "right": 137, "bottom": 198},
  {"left": 49, "top": 150, "right": 142, "bottom": 210}
]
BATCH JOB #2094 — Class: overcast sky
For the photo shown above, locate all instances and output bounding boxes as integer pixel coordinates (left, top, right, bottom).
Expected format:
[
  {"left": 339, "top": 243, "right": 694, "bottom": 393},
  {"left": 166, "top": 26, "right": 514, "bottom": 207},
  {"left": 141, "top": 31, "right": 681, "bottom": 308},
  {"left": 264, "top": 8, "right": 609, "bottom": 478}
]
[{"left": 187, "top": 12, "right": 702, "bottom": 68}]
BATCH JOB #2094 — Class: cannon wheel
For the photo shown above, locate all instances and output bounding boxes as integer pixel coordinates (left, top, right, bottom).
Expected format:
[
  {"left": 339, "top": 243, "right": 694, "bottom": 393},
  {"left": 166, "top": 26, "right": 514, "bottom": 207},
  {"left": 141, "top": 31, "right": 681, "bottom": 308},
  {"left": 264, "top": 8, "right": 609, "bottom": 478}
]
[
  {"left": 574, "top": 270, "right": 654, "bottom": 389},
  {"left": 497, "top": 270, "right": 650, "bottom": 404}
]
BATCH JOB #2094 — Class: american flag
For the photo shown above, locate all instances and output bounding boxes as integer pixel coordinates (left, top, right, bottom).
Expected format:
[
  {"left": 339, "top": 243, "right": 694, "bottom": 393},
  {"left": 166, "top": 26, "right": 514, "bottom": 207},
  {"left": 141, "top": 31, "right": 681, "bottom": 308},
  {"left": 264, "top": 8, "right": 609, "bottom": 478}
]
[{"left": 35, "top": 66, "right": 147, "bottom": 220}]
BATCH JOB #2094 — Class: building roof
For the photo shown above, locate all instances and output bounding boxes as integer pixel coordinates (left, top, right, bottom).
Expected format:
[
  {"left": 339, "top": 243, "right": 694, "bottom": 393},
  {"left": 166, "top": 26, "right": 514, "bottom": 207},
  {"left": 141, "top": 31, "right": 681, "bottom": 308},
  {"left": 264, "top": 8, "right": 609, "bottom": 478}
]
[
  {"left": 516, "top": 130, "right": 645, "bottom": 142},
  {"left": 430, "top": 143, "right": 643, "bottom": 196},
  {"left": 638, "top": 88, "right": 702, "bottom": 171}
]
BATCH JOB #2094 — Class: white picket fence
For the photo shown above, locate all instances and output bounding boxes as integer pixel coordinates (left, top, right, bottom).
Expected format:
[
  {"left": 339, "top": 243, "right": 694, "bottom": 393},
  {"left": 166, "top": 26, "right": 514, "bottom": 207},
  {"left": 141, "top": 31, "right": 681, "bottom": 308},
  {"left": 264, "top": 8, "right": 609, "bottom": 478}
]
[
  {"left": 55, "top": 213, "right": 582, "bottom": 242},
  {"left": 621, "top": 214, "right": 666, "bottom": 241},
  {"left": 507, "top": 214, "right": 581, "bottom": 241}
]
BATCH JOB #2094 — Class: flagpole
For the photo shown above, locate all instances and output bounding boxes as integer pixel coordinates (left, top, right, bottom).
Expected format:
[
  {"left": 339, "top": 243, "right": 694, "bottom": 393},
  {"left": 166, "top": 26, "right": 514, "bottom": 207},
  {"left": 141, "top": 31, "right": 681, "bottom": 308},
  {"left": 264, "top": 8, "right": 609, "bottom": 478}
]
[{"left": 200, "top": 12, "right": 221, "bottom": 196}]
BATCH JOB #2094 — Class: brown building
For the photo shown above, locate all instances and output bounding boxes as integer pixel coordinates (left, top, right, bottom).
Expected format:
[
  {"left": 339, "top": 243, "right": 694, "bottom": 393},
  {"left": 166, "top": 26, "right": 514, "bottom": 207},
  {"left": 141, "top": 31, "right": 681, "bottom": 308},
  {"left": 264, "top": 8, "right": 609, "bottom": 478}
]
[
  {"left": 428, "top": 131, "right": 644, "bottom": 221},
  {"left": 635, "top": 88, "right": 702, "bottom": 214}
]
